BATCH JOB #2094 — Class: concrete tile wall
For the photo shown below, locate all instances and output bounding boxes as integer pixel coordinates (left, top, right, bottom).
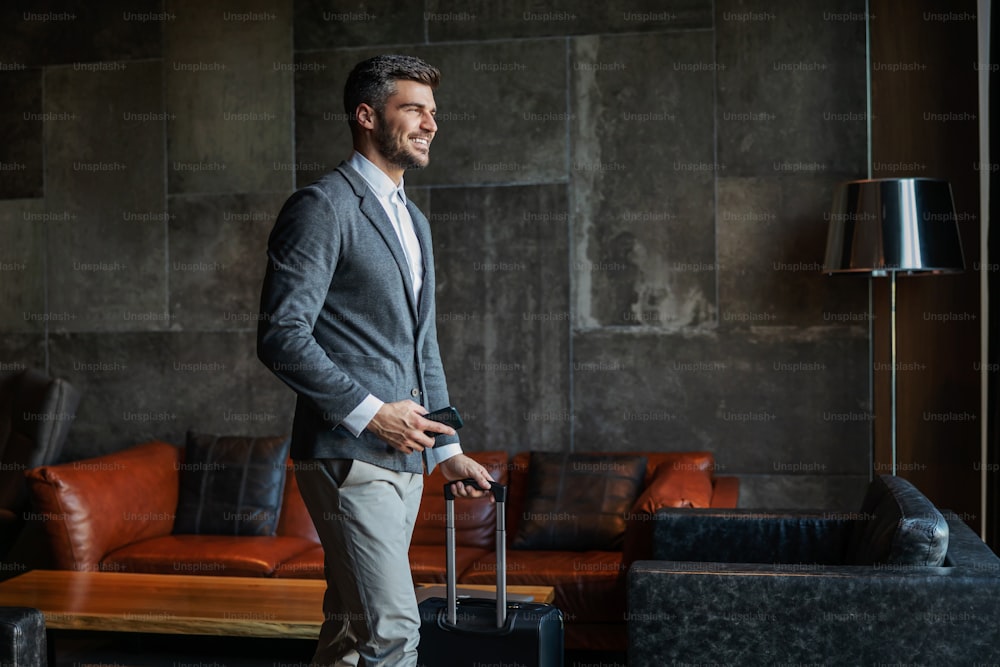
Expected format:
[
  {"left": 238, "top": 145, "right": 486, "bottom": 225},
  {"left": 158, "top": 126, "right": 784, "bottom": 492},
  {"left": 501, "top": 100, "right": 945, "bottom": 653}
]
[
  {"left": 0, "top": 2, "right": 161, "bottom": 67},
  {"left": 0, "top": 0, "right": 871, "bottom": 509},
  {"left": 430, "top": 184, "right": 571, "bottom": 452},
  {"left": 0, "top": 200, "right": 45, "bottom": 335},
  {"left": 167, "top": 192, "right": 286, "bottom": 329},
  {"left": 294, "top": 40, "right": 568, "bottom": 188},
  {"left": 44, "top": 60, "right": 167, "bottom": 331},
  {"left": 715, "top": 0, "right": 868, "bottom": 177},
  {"left": 165, "top": 0, "right": 294, "bottom": 194},
  {"left": 571, "top": 31, "right": 716, "bottom": 329},
  {"left": 47, "top": 331, "right": 294, "bottom": 455},
  {"left": 0, "top": 70, "right": 43, "bottom": 199},
  {"left": 424, "top": 0, "right": 713, "bottom": 39}
]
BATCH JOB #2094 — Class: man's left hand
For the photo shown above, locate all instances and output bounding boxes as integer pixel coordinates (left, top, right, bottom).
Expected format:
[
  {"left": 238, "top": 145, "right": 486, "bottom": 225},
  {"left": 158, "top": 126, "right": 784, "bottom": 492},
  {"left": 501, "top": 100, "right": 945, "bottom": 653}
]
[{"left": 440, "top": 454, "right": 496, "bottom": 502}]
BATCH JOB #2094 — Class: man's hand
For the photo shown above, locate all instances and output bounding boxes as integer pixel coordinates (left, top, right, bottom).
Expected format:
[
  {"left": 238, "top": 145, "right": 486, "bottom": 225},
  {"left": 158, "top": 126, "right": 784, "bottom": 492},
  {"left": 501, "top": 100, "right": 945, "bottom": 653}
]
[
  {"left": 440, "top": 454, "right": 496, "bottom": 503},
  {"left": 367, "top": 400, "right": 455, "bottom": 455},
  {"left": 366, "top": 403, "right": 492, "bottom": 502}
]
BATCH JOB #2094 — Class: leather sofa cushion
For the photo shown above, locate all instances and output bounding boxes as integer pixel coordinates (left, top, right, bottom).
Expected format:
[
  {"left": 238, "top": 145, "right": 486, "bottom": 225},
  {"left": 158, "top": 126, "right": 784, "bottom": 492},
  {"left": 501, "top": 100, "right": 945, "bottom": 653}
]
[
  {"left": 408, "top": 544, "right": 492, "bottom": 585},
  {"left": 174, "top": 432, "right": 291, "bottom": 537},
  {"left": 102, "top": 535, "right": 317, "bottom": 577},
  {"left": 273, "top": 544, "right": 325, "bottom": 579},
  {"left": 512, "top": 453, "right": 647, "bottom": 551},
  {"left": 846, "top": 474, "right": 949, "bottom": 566},
  {"left": 622, "top": 464, "right": 715, "bottom": 566},
  {"left": 25, "top": 440, "right": 180, "bottom": 571},
  {"left": 632, "top": 462, "right": 714, "bottom": 511},
  {"left": 648, "top": 509, "right": 857, "bottom": 564},
  {"left": 275, "top": 459, "right": 319, "bottom": 542},
  {"left": 505, "top": 451, "right": 718, "bottom": 539},
  {"left": 460, "top": 549, "right": 626, "bottom": 624}
]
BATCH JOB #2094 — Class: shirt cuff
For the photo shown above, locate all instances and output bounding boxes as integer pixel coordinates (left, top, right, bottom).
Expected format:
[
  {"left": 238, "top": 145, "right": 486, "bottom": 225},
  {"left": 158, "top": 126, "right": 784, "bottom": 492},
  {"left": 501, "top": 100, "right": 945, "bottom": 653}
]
[
  {"left": 340, "top": 394, "right": 384, "bottom": 437},
  {"left": 424, "top": 442, "right": 462, "bottom": 473}
]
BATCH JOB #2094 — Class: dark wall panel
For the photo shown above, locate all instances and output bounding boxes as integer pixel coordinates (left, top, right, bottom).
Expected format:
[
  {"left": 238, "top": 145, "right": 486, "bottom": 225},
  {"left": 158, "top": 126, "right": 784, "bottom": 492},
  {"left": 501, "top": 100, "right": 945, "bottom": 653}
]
[
  {"left": 0, "top": 0, "right": 928, "bottom": 512},
  {"left": 869, "top": 0, "right": 981, "bottom": 530}
]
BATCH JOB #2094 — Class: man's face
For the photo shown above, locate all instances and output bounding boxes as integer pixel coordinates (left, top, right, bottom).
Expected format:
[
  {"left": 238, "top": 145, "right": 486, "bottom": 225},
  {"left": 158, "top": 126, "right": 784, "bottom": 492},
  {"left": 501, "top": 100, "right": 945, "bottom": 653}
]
[{"left": 372, "top": 80, "right": 438, "bottom": 171}]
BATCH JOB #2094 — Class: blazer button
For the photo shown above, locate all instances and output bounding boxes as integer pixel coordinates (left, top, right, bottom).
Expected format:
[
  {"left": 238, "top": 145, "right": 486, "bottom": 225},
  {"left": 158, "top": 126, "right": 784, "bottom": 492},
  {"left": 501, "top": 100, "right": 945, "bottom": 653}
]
[{"left": 410, "top": 388, "right": 420, "bottom": 398}]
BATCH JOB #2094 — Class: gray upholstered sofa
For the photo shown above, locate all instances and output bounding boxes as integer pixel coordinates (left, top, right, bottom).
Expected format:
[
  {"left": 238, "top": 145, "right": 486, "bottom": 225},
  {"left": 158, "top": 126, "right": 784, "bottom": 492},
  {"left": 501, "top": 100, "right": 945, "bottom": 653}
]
[
  {"left": 628, "top": 475, "right": 1000, "bottom": 665},
  {"left": 0, "top": 607, "right": 46, "bottom": 667}
]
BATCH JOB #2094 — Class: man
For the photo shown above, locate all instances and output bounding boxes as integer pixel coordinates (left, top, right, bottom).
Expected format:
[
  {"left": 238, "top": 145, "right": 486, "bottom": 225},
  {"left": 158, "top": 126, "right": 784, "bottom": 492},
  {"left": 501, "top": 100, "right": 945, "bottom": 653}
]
[{"left": 257, "top": 55, "right": 494, "bottom": 667}]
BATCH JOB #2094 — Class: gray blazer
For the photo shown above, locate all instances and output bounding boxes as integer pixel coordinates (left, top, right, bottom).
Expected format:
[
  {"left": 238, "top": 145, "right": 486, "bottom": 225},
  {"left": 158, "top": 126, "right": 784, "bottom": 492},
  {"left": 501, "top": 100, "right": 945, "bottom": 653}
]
[{"left": 257, "top": 161, "right": 457, "bottom": 472}]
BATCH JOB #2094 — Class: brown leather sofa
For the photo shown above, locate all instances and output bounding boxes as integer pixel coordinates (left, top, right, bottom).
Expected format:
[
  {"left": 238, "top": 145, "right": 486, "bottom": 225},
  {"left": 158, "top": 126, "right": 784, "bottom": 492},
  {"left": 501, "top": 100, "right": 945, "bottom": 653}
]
[{"left": 23, "top": 441, "right": 738, "bottom": 651}]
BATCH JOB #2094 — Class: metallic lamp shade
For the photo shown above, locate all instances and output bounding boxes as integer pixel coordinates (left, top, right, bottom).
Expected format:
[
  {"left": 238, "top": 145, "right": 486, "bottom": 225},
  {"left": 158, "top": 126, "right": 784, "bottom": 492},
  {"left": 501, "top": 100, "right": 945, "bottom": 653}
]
[{"left": 823, "top": 177, "right": 965, "bottom": 275}]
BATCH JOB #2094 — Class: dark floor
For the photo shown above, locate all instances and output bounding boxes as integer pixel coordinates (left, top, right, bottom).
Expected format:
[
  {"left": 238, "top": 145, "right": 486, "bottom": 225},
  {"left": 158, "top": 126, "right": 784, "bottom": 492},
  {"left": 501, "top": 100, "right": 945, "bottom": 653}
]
[{"left": 51, "top": 632, "right": 628, "bottom": 667}]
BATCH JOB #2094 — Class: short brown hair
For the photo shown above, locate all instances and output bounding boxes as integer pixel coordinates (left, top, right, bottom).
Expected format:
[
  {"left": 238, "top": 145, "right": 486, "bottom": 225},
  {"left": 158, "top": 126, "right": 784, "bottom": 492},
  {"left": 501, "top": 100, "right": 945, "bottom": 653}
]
[{"left": 343, "top": 55, "right": 440, "bottom": 132}]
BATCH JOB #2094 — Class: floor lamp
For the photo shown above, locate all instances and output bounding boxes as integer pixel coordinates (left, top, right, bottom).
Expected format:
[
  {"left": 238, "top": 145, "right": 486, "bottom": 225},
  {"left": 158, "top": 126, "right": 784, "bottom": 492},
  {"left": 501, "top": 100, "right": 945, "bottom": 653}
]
[{"left": 822, "top": 177, "right": 965, "bottom": 478}]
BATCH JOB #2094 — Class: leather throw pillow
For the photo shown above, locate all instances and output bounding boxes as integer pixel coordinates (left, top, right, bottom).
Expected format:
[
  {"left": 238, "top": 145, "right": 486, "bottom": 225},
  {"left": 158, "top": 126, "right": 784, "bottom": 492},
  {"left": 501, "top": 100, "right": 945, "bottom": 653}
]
[
  {"left": 174, "top": 432, "right": 291, "bottom": 536},
  {"left": 512, "top": 452, "right": 648, "bottom": 551}
]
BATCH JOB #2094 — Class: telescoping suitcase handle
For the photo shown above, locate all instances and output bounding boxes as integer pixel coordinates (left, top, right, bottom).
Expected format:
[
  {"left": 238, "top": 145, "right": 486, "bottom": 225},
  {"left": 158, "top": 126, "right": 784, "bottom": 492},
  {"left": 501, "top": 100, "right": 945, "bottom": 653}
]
[{"left": 443, "top": 479, "right": 508, "bottom": 628}]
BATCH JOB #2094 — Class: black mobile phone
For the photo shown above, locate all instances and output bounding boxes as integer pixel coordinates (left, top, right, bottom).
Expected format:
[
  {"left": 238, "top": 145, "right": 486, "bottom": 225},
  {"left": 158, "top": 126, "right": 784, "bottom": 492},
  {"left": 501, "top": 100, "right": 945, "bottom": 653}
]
[{"left": 424, "top": 406, "right": 464, "bottom": 436}]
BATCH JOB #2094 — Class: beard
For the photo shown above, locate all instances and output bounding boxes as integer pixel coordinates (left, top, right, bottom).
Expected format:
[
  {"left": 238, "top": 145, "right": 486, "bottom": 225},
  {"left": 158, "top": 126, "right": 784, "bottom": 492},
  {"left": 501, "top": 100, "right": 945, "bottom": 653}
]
[{"left": 373, "top": 111, "right": 429, "bottom": 171}]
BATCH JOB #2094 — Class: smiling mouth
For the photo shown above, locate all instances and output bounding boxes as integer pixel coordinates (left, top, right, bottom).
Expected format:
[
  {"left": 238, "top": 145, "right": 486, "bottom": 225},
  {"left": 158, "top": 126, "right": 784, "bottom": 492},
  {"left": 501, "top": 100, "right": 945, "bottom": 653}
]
[{"left": 412, "top": 137, "right": 431, "bottom": 150}]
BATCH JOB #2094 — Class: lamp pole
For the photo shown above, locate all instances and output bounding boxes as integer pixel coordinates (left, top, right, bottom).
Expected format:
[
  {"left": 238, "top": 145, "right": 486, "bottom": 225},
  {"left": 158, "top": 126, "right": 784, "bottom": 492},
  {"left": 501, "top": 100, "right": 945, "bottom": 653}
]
[
  {"left": 871, "top": 269, "right": 897, "bottom": 477},
  {"left": 890, "top": 270, "right": 897, "bottom": 476},
  {"left": 867, "top": 277, "right": 875, "bottom": 482},
  {"left": 824, "top": 178, "right": 964, "bottom": 482}
]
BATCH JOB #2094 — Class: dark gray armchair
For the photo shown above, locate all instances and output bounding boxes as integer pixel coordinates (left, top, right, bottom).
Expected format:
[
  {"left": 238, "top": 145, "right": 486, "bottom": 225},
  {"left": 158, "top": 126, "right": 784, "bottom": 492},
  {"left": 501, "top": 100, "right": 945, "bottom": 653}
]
[
  {"left": 628, "top": 475, "right": 1000, "bottom": 665},
  {"left": 0, "top": 369, "right": 80, "bottom": 561},
  {"left": 0, "top": 607, "right": 46, "bottom": 667}
]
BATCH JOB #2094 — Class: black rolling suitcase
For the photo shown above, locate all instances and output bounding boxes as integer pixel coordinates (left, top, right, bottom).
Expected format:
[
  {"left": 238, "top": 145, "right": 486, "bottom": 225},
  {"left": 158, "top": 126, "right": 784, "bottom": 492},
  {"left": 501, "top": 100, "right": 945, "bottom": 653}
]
[{"left": 417, "top": 479, "right": 564, "bottom": 666}]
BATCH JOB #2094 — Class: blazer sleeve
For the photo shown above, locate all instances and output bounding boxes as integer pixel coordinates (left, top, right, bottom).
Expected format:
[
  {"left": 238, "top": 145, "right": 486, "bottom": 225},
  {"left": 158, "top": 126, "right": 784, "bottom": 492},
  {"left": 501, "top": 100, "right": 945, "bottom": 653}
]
[{"left": 257, "top": 186, "right": 371, "bottom": 425}]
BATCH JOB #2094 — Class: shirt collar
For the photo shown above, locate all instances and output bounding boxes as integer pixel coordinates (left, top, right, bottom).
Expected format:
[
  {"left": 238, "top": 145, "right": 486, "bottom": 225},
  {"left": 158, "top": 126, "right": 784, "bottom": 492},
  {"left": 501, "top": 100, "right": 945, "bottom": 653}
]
[{"left": 348, "top": 151, "right": 407, "bottom": 206}]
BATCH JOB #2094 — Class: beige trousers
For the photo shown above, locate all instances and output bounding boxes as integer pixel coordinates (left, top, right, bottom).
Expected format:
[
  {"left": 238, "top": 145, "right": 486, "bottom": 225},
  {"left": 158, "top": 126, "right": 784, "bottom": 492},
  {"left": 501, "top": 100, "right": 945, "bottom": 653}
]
[{"left": 294, "top": 458, "right": 424, "bottom": 667}]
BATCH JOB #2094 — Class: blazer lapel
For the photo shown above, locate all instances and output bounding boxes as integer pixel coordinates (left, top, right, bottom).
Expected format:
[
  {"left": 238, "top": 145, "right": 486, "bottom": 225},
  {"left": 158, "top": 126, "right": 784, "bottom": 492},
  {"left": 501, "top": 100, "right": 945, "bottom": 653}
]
[
  {"left": 336, "top": 161, "right": 421, "bottom": 322},
  {"left": 409, "top": 201, "right": 434, "bottom": 326},
  {"left": 359, "top": 191, "right": 419, "bottom": 320}
]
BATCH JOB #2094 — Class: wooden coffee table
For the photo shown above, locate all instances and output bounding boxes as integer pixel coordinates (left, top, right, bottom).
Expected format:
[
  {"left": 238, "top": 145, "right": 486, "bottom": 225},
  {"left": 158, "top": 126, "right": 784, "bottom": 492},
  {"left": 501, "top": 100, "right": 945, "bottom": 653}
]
[{"left": 0, "top": 570, "right": 555, "bottom": 639}]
